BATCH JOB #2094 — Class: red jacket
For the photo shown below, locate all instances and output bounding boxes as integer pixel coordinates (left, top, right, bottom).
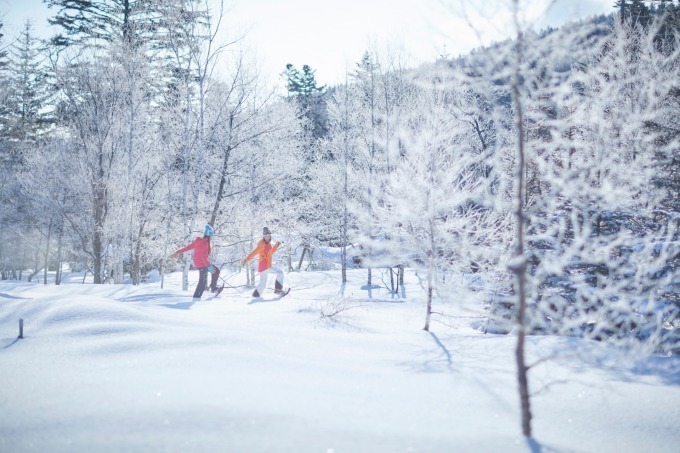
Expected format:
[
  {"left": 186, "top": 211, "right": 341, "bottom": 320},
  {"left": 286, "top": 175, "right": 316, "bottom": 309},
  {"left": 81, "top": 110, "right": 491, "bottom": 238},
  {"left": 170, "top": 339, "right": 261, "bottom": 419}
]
[
  {"left": 174, "top": 237, "right": 211, "bottom": 268},
  {"left": 244, "top": 239, "right": 280, "bottom": 272}
]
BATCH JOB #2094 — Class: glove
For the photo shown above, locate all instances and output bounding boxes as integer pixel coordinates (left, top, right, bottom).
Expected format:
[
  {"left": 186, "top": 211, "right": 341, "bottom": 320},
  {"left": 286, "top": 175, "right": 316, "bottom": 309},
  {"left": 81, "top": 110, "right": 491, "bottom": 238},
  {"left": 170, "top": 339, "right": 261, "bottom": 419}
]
[{"left": 240, "top": 260, "right": 245, "bottom": 266}]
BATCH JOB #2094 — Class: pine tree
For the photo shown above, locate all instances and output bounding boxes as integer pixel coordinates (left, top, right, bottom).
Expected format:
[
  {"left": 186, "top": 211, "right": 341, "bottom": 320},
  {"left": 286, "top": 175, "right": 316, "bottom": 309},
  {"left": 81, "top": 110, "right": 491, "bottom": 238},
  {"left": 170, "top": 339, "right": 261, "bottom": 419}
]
[
  {"left": 6, "top": 21, "right": 52, "bottom": 143},
  {"left": 283, "top": 63, "right": 328, "bottom": 139},
  {"left": 630, "top": 0, "right": 652, "bottom": 25},
  {"left": 614, "top": 0, "right": 652, "bottom": 26},
  {"left": 653, "top": 0, "right": 680, "bottom": 49},
  {"left": 284, "top": 63, "right": 302, "bottom": 95},
  {"left": 299, "top": 65, "right": 325, "bottom": 97},
  {"left": 285, "top": 63, "right": 325, "bottom": 98},
  {"left": 0, "top": 19, "right": 11, "bottom": 141},
  {"left": 44, "top": 0, "right": 158, "bottom": 50}
]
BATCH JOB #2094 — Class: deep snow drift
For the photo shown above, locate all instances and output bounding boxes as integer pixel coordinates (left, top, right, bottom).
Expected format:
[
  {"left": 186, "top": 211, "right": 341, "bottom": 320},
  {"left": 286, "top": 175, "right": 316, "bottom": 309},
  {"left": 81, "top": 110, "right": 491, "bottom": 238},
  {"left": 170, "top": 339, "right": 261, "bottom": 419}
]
[{"left": 1, "top": 268, "right": 679, "bottom": 452}]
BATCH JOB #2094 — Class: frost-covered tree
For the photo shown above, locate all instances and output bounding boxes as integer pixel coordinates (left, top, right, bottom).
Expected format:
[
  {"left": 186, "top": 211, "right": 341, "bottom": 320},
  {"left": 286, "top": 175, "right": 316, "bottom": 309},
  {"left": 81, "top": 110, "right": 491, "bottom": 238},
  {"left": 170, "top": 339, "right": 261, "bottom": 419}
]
[
  {"left": 42, "top": 49, "right": 169, "bottom": 285},
  {"left": 349, "top": 52, "right": 382, "bottom": 287},
  {"left": 50, "top": 55, "right": 128, "bottom": 283},
  {"left": 523, "top": 19, "right": 680, "bottom": 348},
  {"left": 19, "top": 138, "right": 75, "bottom": 284},
  {"left": 41, "top": 0, "right": 188, "bottom": 284},
  {"left": 0, "top": 22, "right": 55, "bottom": 281},
  {"left": 316, "top": 48, "right": 415, "bottom": 286},
  {"left": 306, "top": 77, "right": 364, "bottom": 280},
  {"left": 106, "top": 39, "right": 168, "bottom": 285},
  {"left": 470, "top": 6, "right": 680, "bottom": 437},
  {"left": 232, "top": 95, "right": 307, "bottom": 280},
  {"left": 372, "top": 81, "right": 468, "bottom": 329},
  {"left": 362, "top": 62, "right": 512, "bottom": 330},
  {"left": 202, "top": 56, "right": 306, "bottom": 276},
  {"left": 156, "top": 0, "right": 237, "bottom": 289}
]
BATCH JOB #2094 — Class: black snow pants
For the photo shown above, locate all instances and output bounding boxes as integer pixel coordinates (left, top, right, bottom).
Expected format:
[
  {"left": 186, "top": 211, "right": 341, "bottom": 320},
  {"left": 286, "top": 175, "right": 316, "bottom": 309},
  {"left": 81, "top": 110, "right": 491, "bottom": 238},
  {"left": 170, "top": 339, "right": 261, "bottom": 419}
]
[{"left": 193, "top": 266, "right": 220, "bottom": 298}]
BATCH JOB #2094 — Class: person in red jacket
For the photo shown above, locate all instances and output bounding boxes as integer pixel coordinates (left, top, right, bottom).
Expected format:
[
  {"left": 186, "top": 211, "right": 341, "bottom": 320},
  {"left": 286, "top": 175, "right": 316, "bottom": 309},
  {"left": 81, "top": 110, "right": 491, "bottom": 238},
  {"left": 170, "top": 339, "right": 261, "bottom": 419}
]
[
  {"left": 241, "top": 227, "right": 285, "bottom": 297},
  {"left": 170, "top": 224, "right": 220, "bottom": 299}
]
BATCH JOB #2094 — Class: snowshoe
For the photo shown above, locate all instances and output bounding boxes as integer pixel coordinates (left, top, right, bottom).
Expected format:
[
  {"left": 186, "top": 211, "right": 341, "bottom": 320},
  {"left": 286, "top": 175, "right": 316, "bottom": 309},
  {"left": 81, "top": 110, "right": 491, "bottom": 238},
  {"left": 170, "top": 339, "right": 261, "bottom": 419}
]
[
  {"left": 210, "top": 285, "right": 224, "bottom": 299},
  {"left": 275, "top": 288, "right": 290, "bottom": 299}
]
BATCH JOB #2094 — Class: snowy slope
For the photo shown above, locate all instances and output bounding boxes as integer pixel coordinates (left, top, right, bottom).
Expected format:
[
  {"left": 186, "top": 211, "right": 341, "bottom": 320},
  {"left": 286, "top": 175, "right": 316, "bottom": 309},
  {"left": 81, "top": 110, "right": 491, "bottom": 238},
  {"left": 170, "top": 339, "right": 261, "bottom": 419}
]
[{"left": 1, "top": 268, "right": 679, "bottom": 452}]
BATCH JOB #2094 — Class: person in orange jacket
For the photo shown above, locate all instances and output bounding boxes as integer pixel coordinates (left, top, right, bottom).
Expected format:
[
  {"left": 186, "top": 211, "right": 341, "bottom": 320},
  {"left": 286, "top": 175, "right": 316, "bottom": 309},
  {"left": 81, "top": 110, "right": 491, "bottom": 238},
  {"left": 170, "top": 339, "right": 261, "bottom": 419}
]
[
  {"left": 170, "top": 224, "right": 220, "bottom": 299},
  {"left": 241, "top": 227, "right": 285, "bottom": 297}
]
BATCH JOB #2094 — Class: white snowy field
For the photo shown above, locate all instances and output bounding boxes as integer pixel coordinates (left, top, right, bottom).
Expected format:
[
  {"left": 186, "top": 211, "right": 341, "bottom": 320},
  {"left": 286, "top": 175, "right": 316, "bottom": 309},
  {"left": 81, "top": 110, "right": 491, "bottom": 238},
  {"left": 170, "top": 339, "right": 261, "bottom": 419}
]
[{"left": 1, "top": 267, "right": 679, "bottom": 453}]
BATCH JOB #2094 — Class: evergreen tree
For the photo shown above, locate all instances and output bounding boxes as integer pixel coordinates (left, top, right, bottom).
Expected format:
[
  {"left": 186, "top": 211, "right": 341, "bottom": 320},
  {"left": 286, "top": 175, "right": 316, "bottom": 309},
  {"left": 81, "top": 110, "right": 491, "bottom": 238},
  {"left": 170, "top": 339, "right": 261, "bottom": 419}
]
[
  {"left": 283, "top": 63, "right": 327, "bottom": 139},
  {"left": 0, "top": 19, "right": 11, "bottom": 140},
  {"left": 299, "top": 65, "right": 325, "bottom": 97},
  {"left": 43, "top": 0, "right": 158, "bottom": 50},
  {"left": 614, "top": 0, "right": 652, "bottom": 26},
  {"left": 6, "top": 21, "right": 52, "bottom": 143},
  {"left": 0, "top": 19, "right": 22, "bottom": 281},
  {"left": 285, "top": 63, "right": 325, "bottom": 98},
  {"left": 284, "top": 63, "right": 302, "bottom": 95},
  {"left": 653, "top": 0, "right": 680, "bottom": 49}
]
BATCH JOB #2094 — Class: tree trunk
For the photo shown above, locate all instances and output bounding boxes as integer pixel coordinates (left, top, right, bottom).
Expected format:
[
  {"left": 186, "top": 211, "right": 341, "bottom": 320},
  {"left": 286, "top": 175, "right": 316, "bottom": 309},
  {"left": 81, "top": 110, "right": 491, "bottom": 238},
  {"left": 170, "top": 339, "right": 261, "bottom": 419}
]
[
  {"left": 114, "top": 239, "right": 124, "bottom": 284},
  {"left": 182, "top": 260, "right": 190, "bottom": 291},
  {"left": 424, "top": 284, "right": 432, "bottom": 331},
  {"left": 55, "top": 229, "right": 63, "bottom": 285},
  {"left": 132, "top": 246, "right": 140, "bottom": 286},
  {"left": 510, "top": 3, "right": 532, "bottom": 436},
  {"left": 43, "top": 220, "right": 52, "bottom": 285},
  {"left": 342, "top": 73, "right": 350, "bottom": 285},
  {"left": 93, "top": 229, "right": 103, "bottom": 284},
  {"left": 209, "top": 114, "right": 234, "bottom": 226},
  {"left": 92, "top": 175, "right": 107, "bottom": 284},
  {"left": 341, "top": 243, "right": 347, "bottom": 284},
  {"left": 390, "top": 268, "right": 395, "bottom": 292},
  {"left": 297, "top": 246, "right": 308, "bottom": 271},
  {"left": 28, "top": 248, "right": 40, "bottom": 283}
]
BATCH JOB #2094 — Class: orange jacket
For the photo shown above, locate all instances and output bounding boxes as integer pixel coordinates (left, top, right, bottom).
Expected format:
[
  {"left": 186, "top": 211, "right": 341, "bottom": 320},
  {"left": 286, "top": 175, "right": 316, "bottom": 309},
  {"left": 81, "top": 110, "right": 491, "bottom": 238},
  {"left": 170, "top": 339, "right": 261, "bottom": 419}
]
[{"left": 244, "top": 239, "right": 280, "bottom": 272}]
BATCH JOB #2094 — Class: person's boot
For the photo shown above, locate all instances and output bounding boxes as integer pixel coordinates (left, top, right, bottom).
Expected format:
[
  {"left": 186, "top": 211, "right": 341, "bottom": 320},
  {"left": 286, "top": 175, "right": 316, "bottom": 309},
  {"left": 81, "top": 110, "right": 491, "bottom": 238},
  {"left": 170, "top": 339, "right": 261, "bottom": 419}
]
[
  {"left": 209, "top": 270, "right": 219, "bottom": 292},
  {"left": 274, "top": 280, "right": 283, "bottom": 294},
  {"left": 252, "top": 289, "right": 260, "bottom": 297}
]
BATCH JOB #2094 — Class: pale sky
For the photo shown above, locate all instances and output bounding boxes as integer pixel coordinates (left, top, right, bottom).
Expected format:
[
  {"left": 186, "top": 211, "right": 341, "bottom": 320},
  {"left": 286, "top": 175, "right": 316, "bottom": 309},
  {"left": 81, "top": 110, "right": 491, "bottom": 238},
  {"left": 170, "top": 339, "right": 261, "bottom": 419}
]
[{"left": 2, "top": 0, "right": 614, "bottom": 87}]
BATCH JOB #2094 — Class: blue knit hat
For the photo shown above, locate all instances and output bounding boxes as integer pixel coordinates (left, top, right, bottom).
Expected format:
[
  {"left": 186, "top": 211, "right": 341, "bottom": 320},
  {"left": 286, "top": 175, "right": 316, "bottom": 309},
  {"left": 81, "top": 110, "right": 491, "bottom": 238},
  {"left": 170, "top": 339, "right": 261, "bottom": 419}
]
[{"left": 204, "top": 224, "right": 215, "bottom": 237}]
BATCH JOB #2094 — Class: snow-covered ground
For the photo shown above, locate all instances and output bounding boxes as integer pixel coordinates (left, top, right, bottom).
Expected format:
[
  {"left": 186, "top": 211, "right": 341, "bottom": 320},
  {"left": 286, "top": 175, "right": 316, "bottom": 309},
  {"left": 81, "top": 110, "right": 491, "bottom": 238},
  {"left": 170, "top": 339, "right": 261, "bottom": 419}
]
[{"left": 1, "top": 267, "right": 679, "bottom": 452}]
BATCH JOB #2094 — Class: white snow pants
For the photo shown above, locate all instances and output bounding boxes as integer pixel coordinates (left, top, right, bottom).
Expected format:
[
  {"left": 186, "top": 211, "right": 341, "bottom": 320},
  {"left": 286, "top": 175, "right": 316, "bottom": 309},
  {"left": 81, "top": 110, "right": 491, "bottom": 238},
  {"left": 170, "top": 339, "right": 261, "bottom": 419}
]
[{"left": 256, "top": 266, "right": 284, "bottom": 294}]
